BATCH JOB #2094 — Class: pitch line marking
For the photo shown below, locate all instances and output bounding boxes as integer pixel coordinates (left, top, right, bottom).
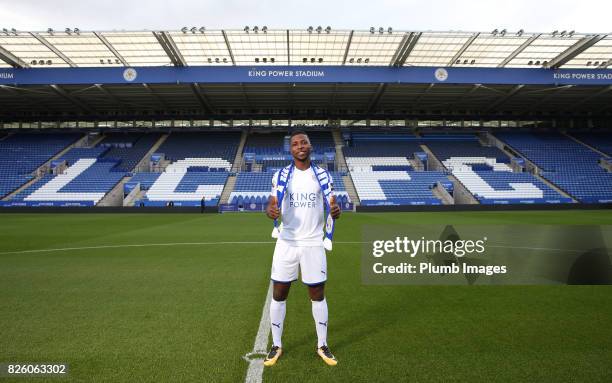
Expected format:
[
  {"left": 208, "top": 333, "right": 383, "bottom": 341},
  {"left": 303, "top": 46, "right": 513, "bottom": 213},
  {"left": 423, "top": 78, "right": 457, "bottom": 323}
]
[
  {"left": 243, "top": 281, "right": 272, "bottom": 383},
  {"left": 0, "top": 241, "right": 367, "bottom": 255}
]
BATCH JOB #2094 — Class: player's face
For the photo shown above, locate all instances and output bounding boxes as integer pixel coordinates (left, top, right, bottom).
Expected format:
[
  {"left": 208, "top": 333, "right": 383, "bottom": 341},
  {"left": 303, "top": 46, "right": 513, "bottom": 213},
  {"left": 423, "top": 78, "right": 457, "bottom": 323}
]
[{"left": 290, "top": 134, "right": 312, "bottom": 161}]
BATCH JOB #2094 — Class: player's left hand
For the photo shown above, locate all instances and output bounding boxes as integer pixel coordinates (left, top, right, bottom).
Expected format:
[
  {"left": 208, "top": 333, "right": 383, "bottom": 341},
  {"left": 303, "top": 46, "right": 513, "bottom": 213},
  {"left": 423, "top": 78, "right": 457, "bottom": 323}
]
[{"left": 330, "top": 196, "right": 341, "bottom": 219}]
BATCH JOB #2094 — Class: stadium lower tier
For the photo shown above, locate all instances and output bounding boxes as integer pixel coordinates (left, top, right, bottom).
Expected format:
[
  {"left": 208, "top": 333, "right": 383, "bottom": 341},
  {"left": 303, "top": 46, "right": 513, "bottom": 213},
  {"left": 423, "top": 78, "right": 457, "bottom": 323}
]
[
  {"left": 351, "top": 171, "right": 448, "bottom": 206},
  {"left": 129, "top": 158, "right": 232, "bottom": 207},
  {"left": 495, "top": 132, "right": 612, "bottom": 203},
  {"left": 0, "top": 131, "right": 610, "bottom": 208},
  {"left": 441, "top": 157, "right": 572, "bottom": 204}
]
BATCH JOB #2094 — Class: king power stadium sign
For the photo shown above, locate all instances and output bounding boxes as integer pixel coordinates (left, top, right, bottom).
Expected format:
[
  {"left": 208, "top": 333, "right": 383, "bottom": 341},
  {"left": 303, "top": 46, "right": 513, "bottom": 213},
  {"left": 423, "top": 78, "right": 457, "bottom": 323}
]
[{"left": 0, "top": 66, "right": 611, "bottom": 85}]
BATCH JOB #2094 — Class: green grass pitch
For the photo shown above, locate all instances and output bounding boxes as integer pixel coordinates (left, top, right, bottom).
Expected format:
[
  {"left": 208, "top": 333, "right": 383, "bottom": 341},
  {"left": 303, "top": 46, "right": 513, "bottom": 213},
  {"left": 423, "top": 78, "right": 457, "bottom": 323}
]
[{"left": 1, "top": 210, "right": 611, "bottom": 382}]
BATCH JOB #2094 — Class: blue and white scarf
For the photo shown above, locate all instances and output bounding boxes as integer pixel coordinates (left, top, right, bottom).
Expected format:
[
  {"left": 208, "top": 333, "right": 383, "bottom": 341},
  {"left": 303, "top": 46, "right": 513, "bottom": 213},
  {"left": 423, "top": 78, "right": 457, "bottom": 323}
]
[{"left": 271, "top": 163, "right": 336, "bottom": 251}]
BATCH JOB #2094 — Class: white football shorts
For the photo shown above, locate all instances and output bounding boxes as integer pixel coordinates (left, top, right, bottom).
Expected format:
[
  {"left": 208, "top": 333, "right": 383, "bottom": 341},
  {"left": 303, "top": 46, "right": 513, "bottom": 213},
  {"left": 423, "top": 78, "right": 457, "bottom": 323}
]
[{"left": 271, "top": 239, "right": 327, "bottom": 285}]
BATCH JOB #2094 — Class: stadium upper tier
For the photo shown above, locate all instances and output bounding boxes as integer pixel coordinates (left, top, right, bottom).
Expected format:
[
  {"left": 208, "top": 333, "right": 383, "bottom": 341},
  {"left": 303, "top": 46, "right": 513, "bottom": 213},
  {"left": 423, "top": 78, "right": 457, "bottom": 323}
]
[{"left": 0, "top": 29, "right": 610, "bottom": 69}]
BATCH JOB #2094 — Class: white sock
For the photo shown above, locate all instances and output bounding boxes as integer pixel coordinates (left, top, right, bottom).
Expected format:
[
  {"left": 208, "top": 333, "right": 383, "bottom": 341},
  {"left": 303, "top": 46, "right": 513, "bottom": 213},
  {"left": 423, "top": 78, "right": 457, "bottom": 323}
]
[
  {"left": 270, "top": 299, "right": 286, "bottom": 348},
  {"left": 311, "top": 298, "right": 328, "bottom": 348}
]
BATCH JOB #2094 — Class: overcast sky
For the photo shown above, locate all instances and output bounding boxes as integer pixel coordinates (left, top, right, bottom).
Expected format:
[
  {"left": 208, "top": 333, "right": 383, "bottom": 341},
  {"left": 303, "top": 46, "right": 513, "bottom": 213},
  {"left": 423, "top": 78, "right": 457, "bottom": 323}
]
[{"left": 0, "top": 0, "right": 610, "bottom": 33}]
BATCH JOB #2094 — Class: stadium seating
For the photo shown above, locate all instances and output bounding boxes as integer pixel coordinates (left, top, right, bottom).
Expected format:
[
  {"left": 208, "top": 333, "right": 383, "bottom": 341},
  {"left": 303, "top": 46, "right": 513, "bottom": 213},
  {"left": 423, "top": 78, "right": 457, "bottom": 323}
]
[
  {"left": 8, "top": 147, "right": 126, "bottom": 206},
  {"left": 132, "top": 132, "right": 240, "bottom": 206},
  {"left": 343, "top": 132, "right": 447, "bottom": 205},
  {"left": 98, "top": 133, "right": 161, "bottom": 172},
  {"left": 243, "top": 131, "right": 336, "bottom": 172},
  {"left": 352, "top": 171, "right": 447, "bottom": 205},
  {"left": 0, "top": 133, "right": 82, "bottom": 198},
  {"left": 495, "top": 132, "right": 612, "bottom": 203},
  {"left": 570, "top": 132, "right": 612, "bottom": 156},
  {"left": 125, "top": 172, "right": 161, "bottom": 191},
  {"left": 424, "top": 135, "right": 570, "bottom": 204},
  {"left": 158, "top": 132, "right": 240, "bottom": 162}
]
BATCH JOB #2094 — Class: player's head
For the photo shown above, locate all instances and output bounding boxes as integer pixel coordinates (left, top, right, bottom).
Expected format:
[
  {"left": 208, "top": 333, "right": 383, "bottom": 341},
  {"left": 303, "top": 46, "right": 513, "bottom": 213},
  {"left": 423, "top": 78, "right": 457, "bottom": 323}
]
[{"left": 290, "top": 130, "right": 312, "bottom": 162}]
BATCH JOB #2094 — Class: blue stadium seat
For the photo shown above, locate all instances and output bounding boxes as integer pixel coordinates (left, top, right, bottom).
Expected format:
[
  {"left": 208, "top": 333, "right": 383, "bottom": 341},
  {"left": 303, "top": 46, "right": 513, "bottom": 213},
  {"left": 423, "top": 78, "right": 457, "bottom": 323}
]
[{"left": 496, "top": 132, "right": 612, "bottom": 203}]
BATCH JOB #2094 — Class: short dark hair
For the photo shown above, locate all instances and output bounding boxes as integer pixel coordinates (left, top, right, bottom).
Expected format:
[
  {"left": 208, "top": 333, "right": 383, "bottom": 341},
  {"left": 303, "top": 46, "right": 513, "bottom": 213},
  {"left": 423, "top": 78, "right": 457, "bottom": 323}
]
[{"left": 290, "top": 130, "right": 309, "bottom": 139}]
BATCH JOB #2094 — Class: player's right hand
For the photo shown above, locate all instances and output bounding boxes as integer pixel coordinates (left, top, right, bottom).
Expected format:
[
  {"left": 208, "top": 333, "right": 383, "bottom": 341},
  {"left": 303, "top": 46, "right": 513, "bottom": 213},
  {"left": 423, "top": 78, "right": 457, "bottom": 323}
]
[{"left": 266, "top": 196, "right": 280, "bottom": 219}]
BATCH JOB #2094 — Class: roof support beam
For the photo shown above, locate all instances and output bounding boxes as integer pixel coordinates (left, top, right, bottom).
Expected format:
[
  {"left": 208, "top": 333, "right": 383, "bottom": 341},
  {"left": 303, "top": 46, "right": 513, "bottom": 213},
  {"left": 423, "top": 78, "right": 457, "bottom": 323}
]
[
  {"left": 190, "top": 83, "right": 214, "bottom": 114},
  {"left": 411, "top": 83, "right": 435, "bottom": 110},
  {"left": 545, "top": 34, "right": 607, "bottom": 69},
  {"left": 486, "top": 84, "right": 524, "bottom": 112},
  {"left": 498, "top": 34, "right": 540, "bottom": 67},
  {"left": 94, "top": 84, "right": 123, "bottom": 107},
  {"left": 31, "top": 33, "right": 76, "bottom": 67},
  {"left": 342, "top": 30, "right": 354, "bottom": 65},
  {"left": 391, "top": 32, "right": 421, "bottom": 67},
  {"left": 0, "top": 43, "right": 29, "bottom": 68},
  {"left": 94, "top": 84, "right": 147, "bottom": 109},
  {"left": 0, "top": 85, "right": 37, "bottom": 108},
  {"left": 287, "top": 83, "right": 294, "bottom": 115},
  {"left": 449, "top": 33, "right": 479, "bottom": 66},
  {"left": 572, "top": 85, "right": 612, "bottom": 109},
  {"left": 526, "top": 85, "right": 573, "bottom": 112},
  {"left": 153, "top": 31, "right": 187, "bottom": 67},
  {"left": 286, "top": 30, "right": 291, "bottom": 65},
  {"left": 367, "top": 83, "right": 387, "bottom": 114},
  {"left": 330, "top": 83, "right": 338, "bottom": 114},
  {"left": 222, "top": 30, "right": 236, "bottom": 65},
  {"left": 94, "top": 32, "right": 128, "bottom": 66},
  {"left": 50, "top": 84, "right": 95, "bottom": 114},
  {"left": 447, "top": 84, "right": 482, "bottom": 110},
  {"left": 142, "top": 83, "right": 168, "bottom": 109},
  {"left": 240, "top": 83, "right": 252, "bottom": 111}
]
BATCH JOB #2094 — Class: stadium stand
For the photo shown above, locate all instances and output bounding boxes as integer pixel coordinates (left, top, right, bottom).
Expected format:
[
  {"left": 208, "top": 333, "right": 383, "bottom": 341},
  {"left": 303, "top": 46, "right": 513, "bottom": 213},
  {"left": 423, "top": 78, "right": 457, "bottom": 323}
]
[
  {"left": 0, "top": 133, "right": 82, "bottom": 198},
  {"left": 570, "top": 132, "right": 612, "bottom": 156},
  {"left": 350, "top": 170, "right": 448, "bottom": 205},
  {"left": 424, "top": 134, "right": 571, "bottom": 204},
  {"left": 8, "top": 146, "right": 126, "bottom": 206},
  {"left": 495, "top": 132, "right": 612, "bottom": 203},
  {"left": 242, "top": 131, "right": 336, "bottom": 172},
  {"left": 342, "top": 132, "right": 447, "bottom": 205},
  {"left": 133, "top": 132, "right": 240, "bottom": 206},
  {"left": 98, "top": 133, "right": 161, "bottom": 172}
]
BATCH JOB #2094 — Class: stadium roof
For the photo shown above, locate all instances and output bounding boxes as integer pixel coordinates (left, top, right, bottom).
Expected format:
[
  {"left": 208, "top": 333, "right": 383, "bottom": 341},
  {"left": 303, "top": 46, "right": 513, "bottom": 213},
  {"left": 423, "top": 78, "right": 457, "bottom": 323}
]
[{"left": 0, "top": 28, "right": 611, "bottom": 69}]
